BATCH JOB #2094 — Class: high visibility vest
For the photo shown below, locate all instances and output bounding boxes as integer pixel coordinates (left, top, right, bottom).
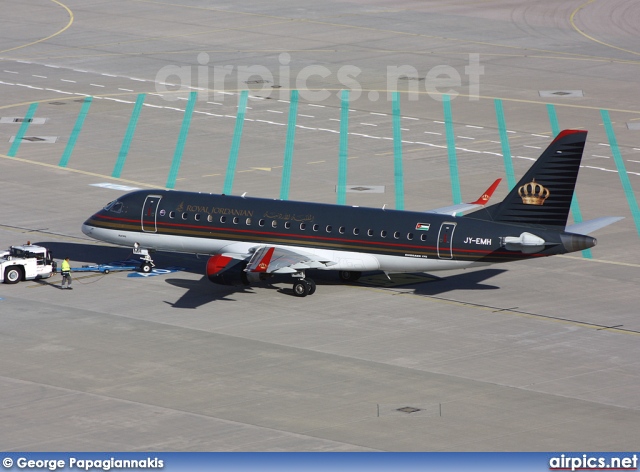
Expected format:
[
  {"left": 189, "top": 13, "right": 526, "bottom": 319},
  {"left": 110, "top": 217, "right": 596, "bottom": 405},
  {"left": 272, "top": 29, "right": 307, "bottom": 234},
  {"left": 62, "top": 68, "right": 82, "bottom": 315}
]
[{"left": 61, "top": 260, "right": 70, "bottom": 273}]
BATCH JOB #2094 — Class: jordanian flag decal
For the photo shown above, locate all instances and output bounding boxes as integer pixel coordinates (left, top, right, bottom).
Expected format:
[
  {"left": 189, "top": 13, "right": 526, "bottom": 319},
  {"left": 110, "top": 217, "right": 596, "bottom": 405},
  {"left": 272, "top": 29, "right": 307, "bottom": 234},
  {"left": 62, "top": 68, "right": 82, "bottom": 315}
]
[{"left": 415, "top": 223, "right": 430, "bottom": 231}]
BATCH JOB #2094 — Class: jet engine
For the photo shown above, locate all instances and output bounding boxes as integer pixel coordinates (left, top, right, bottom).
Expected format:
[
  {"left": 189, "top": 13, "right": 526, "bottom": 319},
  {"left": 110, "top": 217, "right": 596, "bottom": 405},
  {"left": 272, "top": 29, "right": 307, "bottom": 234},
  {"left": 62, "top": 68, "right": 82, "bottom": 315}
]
[{"left": 206, "top": 255, "right": 249, "bottom": 286}]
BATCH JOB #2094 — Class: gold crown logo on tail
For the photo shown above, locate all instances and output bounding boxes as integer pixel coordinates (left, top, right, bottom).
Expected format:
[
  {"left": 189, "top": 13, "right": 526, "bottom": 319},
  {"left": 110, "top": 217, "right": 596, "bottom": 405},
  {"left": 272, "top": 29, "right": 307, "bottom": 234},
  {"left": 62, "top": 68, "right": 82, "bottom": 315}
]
[{"left": 518, "top": 179, "right": 550, "bottom": 205}]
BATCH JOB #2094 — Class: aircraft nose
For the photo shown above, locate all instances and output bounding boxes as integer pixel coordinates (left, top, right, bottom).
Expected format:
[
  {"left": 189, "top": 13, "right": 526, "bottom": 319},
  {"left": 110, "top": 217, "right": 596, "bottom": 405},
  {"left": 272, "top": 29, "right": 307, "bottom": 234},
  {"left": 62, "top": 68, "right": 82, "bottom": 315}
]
[{"left": 560, "top": 233, "right": 597, "bottom": 253}]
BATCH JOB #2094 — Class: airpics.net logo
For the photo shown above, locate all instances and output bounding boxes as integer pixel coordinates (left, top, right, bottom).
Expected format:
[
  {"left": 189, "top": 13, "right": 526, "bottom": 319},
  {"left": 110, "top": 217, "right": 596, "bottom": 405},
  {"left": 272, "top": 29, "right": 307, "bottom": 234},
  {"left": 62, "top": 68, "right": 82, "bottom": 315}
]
[
  {"left": 153, "top": 52, "right": 484, "bottom": 103},
  {"left": 549, "top": 454, "right": 638, "bottom": 471}
]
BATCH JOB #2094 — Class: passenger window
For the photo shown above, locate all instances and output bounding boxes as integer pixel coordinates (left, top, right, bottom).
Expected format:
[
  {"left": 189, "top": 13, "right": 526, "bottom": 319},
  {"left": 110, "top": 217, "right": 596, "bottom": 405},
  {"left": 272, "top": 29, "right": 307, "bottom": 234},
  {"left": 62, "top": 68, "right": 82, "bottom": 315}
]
[
  {"left": 259, "top": 219, "right": 265, "bottom": 227},
  {"left": 313, "top": 224, "right": 319, "bottom": 232},
  {"left": 285, "top": 222, "right": 291, "bottom": 229},
  {"left": 182, "top": 212, "right": 188, "bottom": 220},
  {"left": 353, "top": 228, "right": 360, "bottom": 235},
  {"left": 326, "top": 225, "right": 332, "bottom": 233},
  {"left": 246, "top": 218, "right": 251, "bottom": 225},
  {"left": 195, "top": 214, "right": 201, "bottom": 221},
  {"left": 421, "top": 234, "right": 427, "bottom": 241},
  {"left": 220, "top": 216, "right": 226, "bottom": 223},
  {"left": 367, "top": 229, "right": 373, "bottom": 237},
  {"left": 207, "top": 214, "right": 213, "bottom": 222},
  {"left": 381, "top": 230, "right": 387, "bottom": 238},
  {"left": 300, "top": 223, "right": 306, "bottom": 230},
  {"left": 339, "top": 226, "right": 345, "bottom": 234},
  {"left": 272, "top": 220, "right": 278, "bottom": 228},
  {"left": 170, "top": 211, "right": 176, "bottom": 219},
  {"left": 407, "top": 233, "right": 414, "bottom": 240},
  {"left": 393, "top": 231, "right": 400, "bottom": 239},
  {"left": 233, "top": 217, "right": 238, "bottom": 224}
]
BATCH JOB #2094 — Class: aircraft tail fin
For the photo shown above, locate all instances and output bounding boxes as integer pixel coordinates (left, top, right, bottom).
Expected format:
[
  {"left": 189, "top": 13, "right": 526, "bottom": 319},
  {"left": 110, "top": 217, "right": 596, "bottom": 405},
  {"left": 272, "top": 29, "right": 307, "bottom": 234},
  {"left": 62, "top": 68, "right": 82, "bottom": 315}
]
[{"left": 468, "top": 130, "right": 587, "bottom": 228}]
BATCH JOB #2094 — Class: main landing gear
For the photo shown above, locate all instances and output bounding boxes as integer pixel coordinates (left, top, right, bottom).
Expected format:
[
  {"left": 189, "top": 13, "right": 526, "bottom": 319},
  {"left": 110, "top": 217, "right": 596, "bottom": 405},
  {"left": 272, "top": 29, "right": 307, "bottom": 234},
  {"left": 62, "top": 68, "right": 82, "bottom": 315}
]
[{"left": 292, "top": 277, "right": 316, "bottom": 297}]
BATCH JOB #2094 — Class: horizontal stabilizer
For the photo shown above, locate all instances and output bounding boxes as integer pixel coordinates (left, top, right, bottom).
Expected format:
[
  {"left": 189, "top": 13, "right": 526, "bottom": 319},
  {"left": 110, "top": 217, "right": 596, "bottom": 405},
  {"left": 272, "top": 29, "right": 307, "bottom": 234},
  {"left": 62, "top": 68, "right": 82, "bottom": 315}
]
[{"left": 566, "top": 216, "right": 624, "bottom": 235}]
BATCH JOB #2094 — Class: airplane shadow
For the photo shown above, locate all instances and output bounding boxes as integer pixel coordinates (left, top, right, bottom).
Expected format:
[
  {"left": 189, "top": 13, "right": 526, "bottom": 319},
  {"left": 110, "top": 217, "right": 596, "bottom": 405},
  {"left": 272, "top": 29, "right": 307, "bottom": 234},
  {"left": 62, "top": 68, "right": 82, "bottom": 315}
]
[{"left": 410, "top": 268, "right": 507, "bottom": 296}]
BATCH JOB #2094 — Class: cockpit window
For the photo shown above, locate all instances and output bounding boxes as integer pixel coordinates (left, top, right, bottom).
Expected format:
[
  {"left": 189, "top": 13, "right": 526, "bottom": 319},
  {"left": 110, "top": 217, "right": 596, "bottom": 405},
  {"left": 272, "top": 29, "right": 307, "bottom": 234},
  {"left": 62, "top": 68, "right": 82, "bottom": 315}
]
[{"left": 104, "top": 200, "right": 123, "bottom": 213}]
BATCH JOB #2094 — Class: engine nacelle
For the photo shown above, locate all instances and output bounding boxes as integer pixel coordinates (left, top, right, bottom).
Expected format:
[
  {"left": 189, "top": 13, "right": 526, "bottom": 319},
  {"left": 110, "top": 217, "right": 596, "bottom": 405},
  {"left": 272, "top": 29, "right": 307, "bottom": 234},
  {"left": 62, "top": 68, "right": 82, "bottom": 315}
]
[{"left": 206, "top": 255, "right": 249, "bottom": 286}]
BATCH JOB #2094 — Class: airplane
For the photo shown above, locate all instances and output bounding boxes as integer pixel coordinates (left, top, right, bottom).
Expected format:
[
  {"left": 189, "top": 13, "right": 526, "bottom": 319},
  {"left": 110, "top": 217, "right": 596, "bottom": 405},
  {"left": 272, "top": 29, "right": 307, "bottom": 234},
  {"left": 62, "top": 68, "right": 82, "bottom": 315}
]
[{"left": 82, "top": 130, "right": 622, "bottom": 297}]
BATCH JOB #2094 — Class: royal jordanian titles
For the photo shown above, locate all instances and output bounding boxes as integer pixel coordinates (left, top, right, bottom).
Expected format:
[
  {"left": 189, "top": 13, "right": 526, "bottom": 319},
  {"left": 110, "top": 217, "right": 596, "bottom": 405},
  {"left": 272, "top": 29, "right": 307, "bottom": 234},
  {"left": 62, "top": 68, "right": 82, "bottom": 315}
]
[{"left": 83, "top": 130, "right": 622, "bottom": 297}]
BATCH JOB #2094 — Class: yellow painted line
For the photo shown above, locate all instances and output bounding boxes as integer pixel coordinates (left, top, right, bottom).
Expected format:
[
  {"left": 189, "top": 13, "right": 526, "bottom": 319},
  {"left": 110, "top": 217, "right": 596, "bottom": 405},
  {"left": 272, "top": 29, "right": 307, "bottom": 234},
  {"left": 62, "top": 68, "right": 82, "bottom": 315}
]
[
  {"left": 355, "top": 283, "right": 640, "bottom": 337},
  {"left": 0, "top": 153, "right": 158, "bottom": 188},
  {"left": 570, "top": 0, "right": 640, "bottom": 57},
  {"left": 0, "top": 0, "right": 74, "bottom": 54}
]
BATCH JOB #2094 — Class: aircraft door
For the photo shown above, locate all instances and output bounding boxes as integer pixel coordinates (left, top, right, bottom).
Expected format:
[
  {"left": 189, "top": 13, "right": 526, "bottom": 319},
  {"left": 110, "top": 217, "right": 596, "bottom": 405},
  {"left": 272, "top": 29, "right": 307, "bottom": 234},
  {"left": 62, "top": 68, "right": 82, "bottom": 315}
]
[
  {"left": 437, "top": 222, "right": 456, "bottom": 259},
  {"left": 141, "top": 195, "right": 162, "bottom": 233}
]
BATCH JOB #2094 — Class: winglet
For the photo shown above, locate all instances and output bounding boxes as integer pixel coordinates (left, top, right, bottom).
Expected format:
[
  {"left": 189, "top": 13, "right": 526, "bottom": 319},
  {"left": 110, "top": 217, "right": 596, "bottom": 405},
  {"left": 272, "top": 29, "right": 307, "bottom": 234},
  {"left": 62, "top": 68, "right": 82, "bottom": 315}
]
[
  {"left": 250, "top": 247, "right": 275, "bottom": 273},
  {"left": 470, "top": 178, "right": 501, "bottom": 205}
]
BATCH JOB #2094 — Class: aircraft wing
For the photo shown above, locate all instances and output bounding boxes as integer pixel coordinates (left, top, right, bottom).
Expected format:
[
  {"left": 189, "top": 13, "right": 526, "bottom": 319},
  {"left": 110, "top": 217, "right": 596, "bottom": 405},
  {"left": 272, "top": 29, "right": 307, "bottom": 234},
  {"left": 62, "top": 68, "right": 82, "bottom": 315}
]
[
  {"left": 429, "top": 178, "right": 501, "bottom": 215},
  {"left": 245, "top": 246, "right": 337, "bottom": 274}
]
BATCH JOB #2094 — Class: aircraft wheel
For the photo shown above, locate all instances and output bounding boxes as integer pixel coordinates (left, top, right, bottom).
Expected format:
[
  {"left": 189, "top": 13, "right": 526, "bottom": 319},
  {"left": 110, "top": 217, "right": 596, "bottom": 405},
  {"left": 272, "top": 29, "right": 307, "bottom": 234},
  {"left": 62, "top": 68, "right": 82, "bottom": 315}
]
[
  {"left": 4, "top": 266, "right": 22, "bottom": 284},
  {"left": 338, "top": 270, "right": 361, "bottom": 283},
  {"left": 292, "top": 280, "right": 309, "bottom": 297},
  {"left": 103, "top": 269, "right": 110, "bottom": 275},
  {"left": 140, "top": 262, "right": 152, "bottom": 273},
  {"left": 305, "top": 278, "right": 316, "bottom": 295}
]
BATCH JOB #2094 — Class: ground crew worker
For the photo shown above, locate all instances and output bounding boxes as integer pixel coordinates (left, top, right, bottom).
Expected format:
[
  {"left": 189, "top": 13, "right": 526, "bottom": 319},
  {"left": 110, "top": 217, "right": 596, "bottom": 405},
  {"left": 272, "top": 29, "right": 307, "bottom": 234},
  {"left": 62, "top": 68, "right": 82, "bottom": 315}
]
[{"left": 60, "top": 257, "right": 73, "bottom": 290}]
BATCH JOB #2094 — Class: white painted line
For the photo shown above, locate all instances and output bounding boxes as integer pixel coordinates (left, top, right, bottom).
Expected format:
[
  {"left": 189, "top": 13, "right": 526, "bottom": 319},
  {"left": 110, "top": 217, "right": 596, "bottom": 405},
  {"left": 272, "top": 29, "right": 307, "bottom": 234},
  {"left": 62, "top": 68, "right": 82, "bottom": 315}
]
[
  {"left": 267, "top": 110, "right": 283, "bottom": 113},
  {"left": 523, "top": 145, "right": 541, "bottom": 149},
  {"left": 73, "top": 69, "right": 88, "bottom": 73},
  {"left": 45, "top": 88, "right": 73, "bottom": 94},
  {"left": 0, "top": 81, "right": 15, "bottom": 85},
  {"left": 628, "top": 160, "right": 640, "bottom": 164},
  {"left": 101, "top": 73, "right": 117, "bottom": 77},
  {"left": 61, "top": 79, "right": 77, "bottom": 83},
  {"left": 3, "top": 70, "right": 18, "bottom": 74},
  {"left": 44, "top": 64, "right": 60, "bottom": 68},
  {"left": 360, "top": 123, "right": 377, "bottom": 127},
  {"left": 130, "top": 77, "right": 147, "bottom": 82},
  {"left": 143, "top": 104, "right": 162, "bottom": 108},
  {"left": 424, "top": 131, "right": 442, "bottom": 135},
  {"left": 329, "top": 118, "right": 340, "bottom": 122},
  {"left": 465, "top": 125, "right": 483, "bottom": 129},
  {"left": 307, "top": 104, "right": 325, "bottom": 107},
  {"left": 118, "top": 88, "right": 133, "bottom": 92},
  {"left": 299, "top": 114, "right": 314, "bottom": 118},
  {"left": 457, "top": 136, "right": 474, "bottom": 140},
  {"left": 370, "top": 112, "right": 387, "bottom": 116},
  {"left": 403, "top": 117, "right": 419, "bottom": 120},
  {"left": 32, "top": 75, "right": 47, "bottom": 78},
  {"left": 598, "top": 143, "right": 611, "bottom": 147},
  {"left": 90, "top": 83, "right": 105, "bottom": 87},
  {"left": 592, "top": 155, "right": 610, "bottom": 159}
]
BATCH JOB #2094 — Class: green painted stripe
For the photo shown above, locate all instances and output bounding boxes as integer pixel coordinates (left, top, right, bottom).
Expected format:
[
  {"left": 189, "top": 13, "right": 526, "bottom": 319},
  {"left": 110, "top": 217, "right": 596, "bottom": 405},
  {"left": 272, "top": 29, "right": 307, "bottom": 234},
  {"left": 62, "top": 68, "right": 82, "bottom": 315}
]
[
  {"left": 337, "top": 89, "right": 349, "bottom": 205},
  {"left": 442, "top": 95, "right": 461, "bottom": 206},
  {"left": 166, "top": 91, "right": 198, "bottom": 189},
  {"left": 280, "top": 90, "right": 299, "bottom": 200},
  {"left": 547, "top": 104, "right": 592, "bottom": 258},
  {"left": 8, "top": 103, "right": 38, "bottom": 157},
  {"left": 59, "top": 96, "right": 92, "bottom": 167},
  {"left": 494, "top": 99, "right": 516, "bottom": 190},
  {"left": 112, "top": 93, "right": 146, "bottom": 178},
  {"left": 392, "top": 92, "right": 405, "bottom": 210},
  {"left": 546, "top": 103, "right": 560, "bottom": 137},
  {"left": 222, "top": 90, "right": 248, "bottom": 195},
  {"left": 601, "top": 109, "right": 640, "bottom": 237}
]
